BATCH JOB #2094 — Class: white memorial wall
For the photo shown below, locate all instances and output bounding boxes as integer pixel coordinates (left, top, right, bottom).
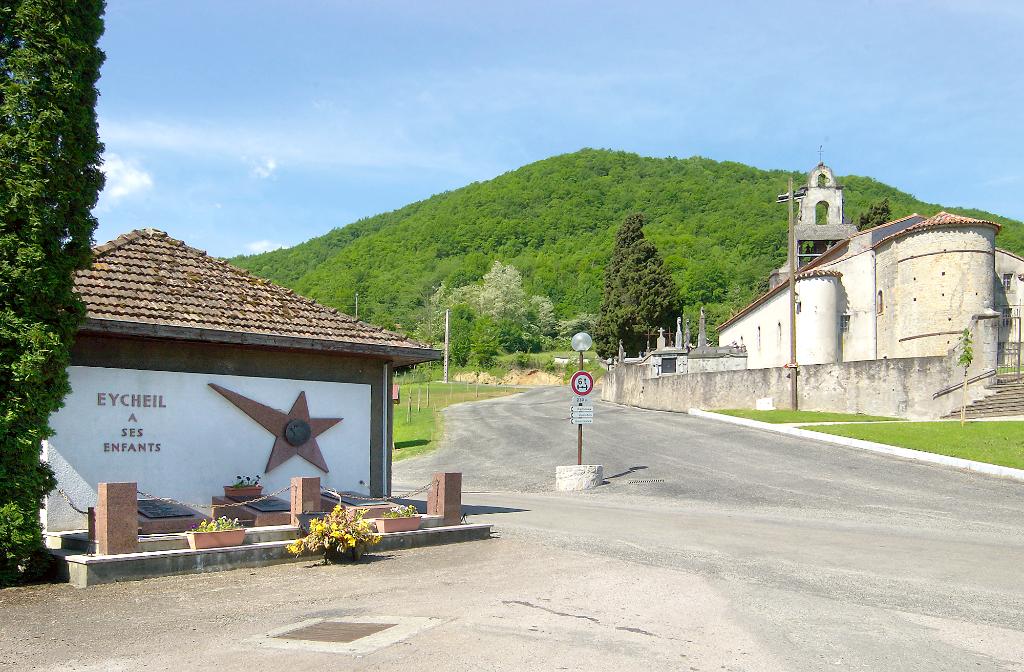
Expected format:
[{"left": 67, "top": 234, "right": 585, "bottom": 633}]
[{"left": 43, "top": 366, "right": 372, "bottom": 532}]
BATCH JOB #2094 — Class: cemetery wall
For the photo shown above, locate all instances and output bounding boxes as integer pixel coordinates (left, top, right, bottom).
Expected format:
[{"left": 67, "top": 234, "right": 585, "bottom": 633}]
[{"left": 602, "top": 351, "right": 995, "bottom": 420}]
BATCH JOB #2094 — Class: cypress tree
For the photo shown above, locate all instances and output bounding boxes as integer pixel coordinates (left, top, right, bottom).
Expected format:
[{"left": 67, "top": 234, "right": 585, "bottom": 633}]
[
  {"left": 595, "top": 213, "right": 677, "bottom": 358},
  {"left": 0, "top": 1, "right": 105, "bottom": 584}
]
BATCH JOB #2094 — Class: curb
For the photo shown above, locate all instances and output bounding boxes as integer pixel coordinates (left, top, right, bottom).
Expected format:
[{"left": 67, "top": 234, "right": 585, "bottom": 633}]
[{"left": 688, "top": 408, "right": 1024, "bottom": 483}]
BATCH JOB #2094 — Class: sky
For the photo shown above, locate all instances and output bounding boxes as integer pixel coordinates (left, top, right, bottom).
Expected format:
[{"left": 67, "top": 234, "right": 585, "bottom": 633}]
[{"left": 93, "top": 1, "right": 1024, "bottom": 257}]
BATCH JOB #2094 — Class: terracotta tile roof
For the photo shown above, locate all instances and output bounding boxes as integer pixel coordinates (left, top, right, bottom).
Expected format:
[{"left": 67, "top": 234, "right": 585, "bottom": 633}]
[{"left": 75, "top": 229, "right": 435, "bottom": 357}]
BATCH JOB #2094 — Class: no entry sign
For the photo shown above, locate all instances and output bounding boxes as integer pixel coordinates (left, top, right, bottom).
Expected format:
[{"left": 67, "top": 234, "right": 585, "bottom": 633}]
[{"left": 569, "top": 370, "right": 595, "bottom": 396}]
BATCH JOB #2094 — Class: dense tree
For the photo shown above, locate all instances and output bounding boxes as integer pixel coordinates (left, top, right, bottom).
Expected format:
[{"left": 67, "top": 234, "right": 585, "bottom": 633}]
[
  {"left": 470, "top": 315, "right": 500, "bottom": 367},
  {"left": 232, "top": 150, "right": 1024, "bottom": 345},
  {"left": 0, "top": 0, "right": 105, "bottom": 585},
  {"left": 595, "top": 213, "right": 678, "bottom": 358},
  {"left": 857, "top": 198, "right": 892, "bottom": 231}
]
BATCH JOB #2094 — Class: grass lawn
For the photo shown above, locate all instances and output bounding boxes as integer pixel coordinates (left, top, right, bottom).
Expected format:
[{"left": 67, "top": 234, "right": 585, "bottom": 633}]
[
  {"left": 802, "top": 421, "right": 1024, "bottom": 470},
  {"left": 392, "top": 381, "right": 525, "bottom": 461},
  {"left": 715, "top": 409, "right": 899, "bottom": 424}
]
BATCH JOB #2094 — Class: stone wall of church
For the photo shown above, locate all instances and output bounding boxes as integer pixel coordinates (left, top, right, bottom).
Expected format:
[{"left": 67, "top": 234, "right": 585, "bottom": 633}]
[{"left": 875, "top": 225, "right": 995, "bottom": 359}]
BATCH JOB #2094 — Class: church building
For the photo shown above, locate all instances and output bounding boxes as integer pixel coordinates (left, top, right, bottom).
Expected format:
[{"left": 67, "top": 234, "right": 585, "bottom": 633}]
[{"left": 718, "top": 164, "right": 1024, "bottom": 370}]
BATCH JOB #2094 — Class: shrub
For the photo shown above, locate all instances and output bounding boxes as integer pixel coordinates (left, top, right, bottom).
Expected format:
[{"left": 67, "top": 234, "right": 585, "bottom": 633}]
[{"left": 287, "top": 505, "right": 380, "bottom": 563}]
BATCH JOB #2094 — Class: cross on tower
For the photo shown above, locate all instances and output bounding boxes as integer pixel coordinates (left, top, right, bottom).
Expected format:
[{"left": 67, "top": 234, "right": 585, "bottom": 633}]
[{"left": 818, "top": 144, "right": 823, "bottom": 163}]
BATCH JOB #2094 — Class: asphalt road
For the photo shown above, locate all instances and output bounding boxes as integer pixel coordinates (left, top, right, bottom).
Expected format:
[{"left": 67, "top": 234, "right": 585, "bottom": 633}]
[
  {"left": 396, "top": 386, "right": 1024, "bottom": 670},
  {"left": 4, "top": 387, "right": 1023, "bottom": 672}
]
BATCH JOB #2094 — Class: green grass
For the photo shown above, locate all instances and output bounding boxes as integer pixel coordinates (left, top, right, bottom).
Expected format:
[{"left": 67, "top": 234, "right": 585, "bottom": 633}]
[
  {"left": 715, "top": 409, "right": 899, "bottom": 423},
  {"left": 802, "top": 421, "right": 1024, "bottom": 470},
  {"left": 392, "top": 381, "right": 525, "bottom": 462}
]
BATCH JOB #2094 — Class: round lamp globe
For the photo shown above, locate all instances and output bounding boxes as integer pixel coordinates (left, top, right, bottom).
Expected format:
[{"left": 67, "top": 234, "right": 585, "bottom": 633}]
[{"left": 571, "top": 332, "right": 593, "bottom": 352}]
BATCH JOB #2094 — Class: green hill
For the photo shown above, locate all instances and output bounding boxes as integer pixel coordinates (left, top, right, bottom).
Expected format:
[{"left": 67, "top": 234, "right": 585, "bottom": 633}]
[{"left": 232, "top": 149, "right": 1024, "bottom": 338}]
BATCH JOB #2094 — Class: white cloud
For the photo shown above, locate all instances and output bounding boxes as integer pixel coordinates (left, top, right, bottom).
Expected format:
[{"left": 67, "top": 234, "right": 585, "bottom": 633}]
[
  {"left": 100, "top": 153, "right": 153, "bottom": 201},
  {"left": 244, "top": 240, "right": 285, "bottom": 254},
  {"left": 251, "top": 157, "right": 277, "bottom": 179}
]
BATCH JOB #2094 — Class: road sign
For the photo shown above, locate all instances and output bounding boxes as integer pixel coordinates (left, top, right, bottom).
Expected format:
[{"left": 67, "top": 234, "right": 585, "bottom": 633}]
[
  {"left": 570, "top": 416, "right": 593, "bottom": 425},
  {"left": 570, "top": 408, "right": 594, "bottom": 418},
  {"left": 571, "top": 396, "right": 592, "bottom": 406},
  {"left": 569, "top": 371, "right": 595, "bottom": 396}
]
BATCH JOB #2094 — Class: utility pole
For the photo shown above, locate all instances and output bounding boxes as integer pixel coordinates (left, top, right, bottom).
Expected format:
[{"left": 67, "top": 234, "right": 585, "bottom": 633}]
[
  {"left": 777, "top": 178, "right": 803, "bottom": 410},
  {"left": 443, "top": 308, "right": 450, "bottom": 384},
  {"left": 788, "top": 177, "right": 799, "bottom": 410}
]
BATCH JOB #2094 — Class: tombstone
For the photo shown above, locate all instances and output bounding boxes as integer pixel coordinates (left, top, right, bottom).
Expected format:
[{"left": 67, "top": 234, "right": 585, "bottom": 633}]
[
  {"left": 290, "top": 476, "right": 321, "bottom": 526},
  {"left": 698, "top": 307, "right": 708, "bottom": 348},
  {"left": 675, "top": 317, "right": 683, "bottom": 349},
  {"left": 95, "top": 481, "right": 138, "bottom": 555},
  {"left": 656, "top": 327, "right": 667, "bottom": 351},
  {"left": 617, "top": 340, "right": 625, "bottom": 363}
]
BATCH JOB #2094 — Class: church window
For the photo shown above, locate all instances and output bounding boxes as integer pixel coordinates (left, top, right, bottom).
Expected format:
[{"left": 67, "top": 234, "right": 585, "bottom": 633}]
[
  {"left": 877, "top": 291, "right": 884, "bottom": 314},
  {"left": 840, "top": 314, "right": 851, "bottom": 333},
  {"left": 796, "top": 301, "right": 802, "bottom": 314},
  {"left": 1004, "top": 273, "right": 1013, "bottom": 291},
  {"left": 777, "top": 321, "right": 782, "bottom": 347},
  {"left": 817, "top": 172, "right": 828, "bottom": 187},
  {"left": 815, "top": 201, "right": 829, "bottom": 225},
  {"left": 1002, "top": 308, "right": 1013, "bottom": 327},
  {"left": 756, "top": 326, "right": 761, "bottom": 350}
]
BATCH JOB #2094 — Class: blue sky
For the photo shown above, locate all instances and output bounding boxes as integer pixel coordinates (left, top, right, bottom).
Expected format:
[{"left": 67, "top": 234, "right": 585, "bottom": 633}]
[{"left": 94, "top": 1, "right": 1024, "bottom": 257}]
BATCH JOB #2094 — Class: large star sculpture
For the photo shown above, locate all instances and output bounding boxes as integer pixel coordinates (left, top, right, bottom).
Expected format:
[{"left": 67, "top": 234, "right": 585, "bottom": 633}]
[{"left": 208, "top": 383, "right": 342, "bottom": 473}]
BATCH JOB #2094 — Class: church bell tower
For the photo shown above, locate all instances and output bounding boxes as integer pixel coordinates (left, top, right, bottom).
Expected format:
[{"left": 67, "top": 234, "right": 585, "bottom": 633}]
[{"left": 794, "top": 163, "right": 855, "bottom": 266}]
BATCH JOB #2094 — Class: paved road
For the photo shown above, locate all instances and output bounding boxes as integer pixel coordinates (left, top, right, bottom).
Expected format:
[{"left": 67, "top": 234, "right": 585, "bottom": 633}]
[
  {"left": 4, "top": 388, "right": 1023, "bottom": 672},
  {"left": 397, "top": 386, "right": 1024, "bottom": 670}
]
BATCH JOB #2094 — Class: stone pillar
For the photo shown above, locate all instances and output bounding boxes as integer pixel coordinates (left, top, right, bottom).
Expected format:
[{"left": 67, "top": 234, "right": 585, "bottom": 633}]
[
  {"left": 95, "top": 482, "right": 138, "bottom": 555},
  {"left": 290, "top": 476, "right": 321, "bottom": 526},
  {"left": 427, "top": 472, "right": 461, "bottom": 526}
]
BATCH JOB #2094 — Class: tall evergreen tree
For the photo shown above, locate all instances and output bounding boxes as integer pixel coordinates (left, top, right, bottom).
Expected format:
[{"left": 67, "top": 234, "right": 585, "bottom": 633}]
[
  {"left": 595, "top": 213, "right": 678, "bottom": 358},
  {"left": 857, "top": 198, "right": 892, "bottom": 231},
  {"left": 0, "top": 1, "right": 105, "bottom": 584}
]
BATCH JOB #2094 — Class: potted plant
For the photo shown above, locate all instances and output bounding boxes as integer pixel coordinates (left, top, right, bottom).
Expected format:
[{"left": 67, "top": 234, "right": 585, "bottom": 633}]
[
  {"left": 374, "top": 504, "right": 421, "bottom": 533},
  {"left": 287, "top": 505, "right": 380, "bottom": 563},
  {"left": 185, "top": 516, "right": 246, "bottom": 550},
  {"left": 224, "top": 474, "right": 261, "bottom": 499}
]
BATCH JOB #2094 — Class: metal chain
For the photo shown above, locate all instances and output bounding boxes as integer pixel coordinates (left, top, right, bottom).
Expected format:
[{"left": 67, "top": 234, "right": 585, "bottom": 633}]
[
  {"left": 136, "top": 484, "right": 294, "bottom": 513},
  {"left": 320, "top": 482, "right": 432, "bottom": 504},
  {"left": 56, "top": 488, "right": 90, "bottom": 515}
]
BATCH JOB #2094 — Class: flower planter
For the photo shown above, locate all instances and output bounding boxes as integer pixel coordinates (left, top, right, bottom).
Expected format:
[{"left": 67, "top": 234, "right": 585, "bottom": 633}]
[
  {"left": 374, "top": 516, "right": 421, "bottom": 533},
  {"left": 224, "top": 485, "right": 262, "bottom": 499},
  {"left": 185, "top": 528, "right": 246, "bottom": 550}
]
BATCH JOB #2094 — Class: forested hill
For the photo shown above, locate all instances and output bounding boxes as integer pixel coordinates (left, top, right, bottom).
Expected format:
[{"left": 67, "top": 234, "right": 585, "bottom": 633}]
[{"left": 231, "top": 149, "right": 1024, "bottom": 334}]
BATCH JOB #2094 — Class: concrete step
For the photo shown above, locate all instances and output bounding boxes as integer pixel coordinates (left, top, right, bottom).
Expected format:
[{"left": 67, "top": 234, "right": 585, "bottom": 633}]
[{"left": 53, "top": 522, "right": 492, "bottom": 588}]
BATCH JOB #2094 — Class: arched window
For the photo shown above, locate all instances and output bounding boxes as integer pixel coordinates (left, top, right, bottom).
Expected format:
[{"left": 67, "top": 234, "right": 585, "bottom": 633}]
[
  {"left": 877, "top": 290, "right": 884, "bottom": 314},
  {"left": 756, "top": 326, "right": 761, "bottom": 350},
  {"left": 777, "top": 321, "right": 782, "bottom": 347},
  {"left": 815, "top": 201, "right": 829, "bottom": 225},
  {"left": 817, "top": 172, "right": 829, "bottom": 187}
]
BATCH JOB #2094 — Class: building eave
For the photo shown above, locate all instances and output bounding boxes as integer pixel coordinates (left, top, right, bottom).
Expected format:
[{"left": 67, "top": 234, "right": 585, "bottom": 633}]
[{"left": 78, "top": 318, "right": 441, "bottom": 366}]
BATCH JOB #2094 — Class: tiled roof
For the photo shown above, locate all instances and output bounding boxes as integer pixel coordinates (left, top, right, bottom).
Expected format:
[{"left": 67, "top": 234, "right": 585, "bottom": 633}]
[{"left": 75, "top": 229, "right": 434, "bottom": 357}]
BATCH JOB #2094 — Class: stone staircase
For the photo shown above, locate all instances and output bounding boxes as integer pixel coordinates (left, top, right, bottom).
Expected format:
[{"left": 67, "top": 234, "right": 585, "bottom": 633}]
[{"left": 947, "top": 378, "right": 1024, "bottom": 419}]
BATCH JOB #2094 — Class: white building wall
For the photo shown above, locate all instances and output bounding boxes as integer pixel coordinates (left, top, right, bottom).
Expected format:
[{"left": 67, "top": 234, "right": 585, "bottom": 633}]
[{"left": 720, "top": 275, "right": 841, "bottom": 369}]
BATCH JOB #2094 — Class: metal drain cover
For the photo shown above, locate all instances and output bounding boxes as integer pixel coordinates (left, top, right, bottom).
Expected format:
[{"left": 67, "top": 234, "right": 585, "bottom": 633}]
[
  {"left": 276, "top": 621, "right": 395, "bottom": 643},
  {"left": 253, "top": 616, "right": 442, "bottom": 654},
  {"left": 627, "top": 478, "right": 665, "bottom": 485}
]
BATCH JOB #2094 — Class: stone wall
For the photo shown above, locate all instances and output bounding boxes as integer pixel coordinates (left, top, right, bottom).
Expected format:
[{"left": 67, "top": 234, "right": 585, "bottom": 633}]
[{"left": 602, "top": 350, "right": 995, "bottom": 420}]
